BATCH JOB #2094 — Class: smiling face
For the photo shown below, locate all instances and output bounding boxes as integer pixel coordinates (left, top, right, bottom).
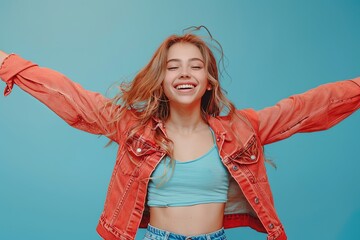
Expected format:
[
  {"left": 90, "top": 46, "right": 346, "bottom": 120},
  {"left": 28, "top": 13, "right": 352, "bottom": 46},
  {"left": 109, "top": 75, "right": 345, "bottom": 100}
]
[{"left": 163, "top": 43, "right": 210, "bottom": 109}]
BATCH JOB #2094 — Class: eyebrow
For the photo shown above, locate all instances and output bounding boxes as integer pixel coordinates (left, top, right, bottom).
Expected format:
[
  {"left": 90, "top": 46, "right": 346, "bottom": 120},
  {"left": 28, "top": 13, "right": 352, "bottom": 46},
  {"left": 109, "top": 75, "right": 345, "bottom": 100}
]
[{"left": 166, "top": 58, "right": 204, "bottom": 64}]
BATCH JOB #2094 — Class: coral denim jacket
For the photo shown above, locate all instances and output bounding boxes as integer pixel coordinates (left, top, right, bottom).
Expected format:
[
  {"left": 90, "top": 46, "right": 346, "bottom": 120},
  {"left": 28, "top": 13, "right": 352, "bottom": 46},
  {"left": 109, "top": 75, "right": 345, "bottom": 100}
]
[{"left": 1, "top": 54, "right": 360, "bottom": 240}]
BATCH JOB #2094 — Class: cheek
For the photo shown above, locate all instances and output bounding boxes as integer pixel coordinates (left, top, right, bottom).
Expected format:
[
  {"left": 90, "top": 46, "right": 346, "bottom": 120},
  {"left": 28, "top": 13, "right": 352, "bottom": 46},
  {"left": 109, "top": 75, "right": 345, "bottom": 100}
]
[
  {"left": 162, "top": 71, "right": 177, "bottom": 91},
  {"left": 163, "top": 72, "right": 174, "bottom": 85},
  {"left": 162, "top": 79, "right": 172, "bottom": 98},
  {"left": 196, "top": 71, "right": 208, "bottom": 82},
  {"left": 200, "top": 77, "right": 210, "bottom": 88}
]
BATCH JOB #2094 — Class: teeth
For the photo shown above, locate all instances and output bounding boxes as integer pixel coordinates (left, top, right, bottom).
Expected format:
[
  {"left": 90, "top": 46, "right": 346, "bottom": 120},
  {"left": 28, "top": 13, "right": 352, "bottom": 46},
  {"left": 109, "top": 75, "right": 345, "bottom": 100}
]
[{"left": 176, "top": 84, "right": 195, "bottom": 90}]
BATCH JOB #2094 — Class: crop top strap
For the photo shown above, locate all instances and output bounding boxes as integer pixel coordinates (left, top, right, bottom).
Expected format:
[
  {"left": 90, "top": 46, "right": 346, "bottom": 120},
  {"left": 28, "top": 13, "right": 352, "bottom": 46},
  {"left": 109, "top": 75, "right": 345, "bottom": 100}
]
[{"left": 209, "top": 127, "right": 216, "bottom": 144}]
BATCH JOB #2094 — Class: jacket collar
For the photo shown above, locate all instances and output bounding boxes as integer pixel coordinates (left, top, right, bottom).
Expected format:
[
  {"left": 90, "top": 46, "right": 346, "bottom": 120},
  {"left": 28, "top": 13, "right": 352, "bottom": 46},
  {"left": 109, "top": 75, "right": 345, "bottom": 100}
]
[
  {"left": 151, "top": 116, "right": 167, "bottom": 136},
  {"left": 151, "top": 115, "right": 235, "bottom": 142},
  {"left": 208, "top": 116, "right": 234, "bottom": 142}
]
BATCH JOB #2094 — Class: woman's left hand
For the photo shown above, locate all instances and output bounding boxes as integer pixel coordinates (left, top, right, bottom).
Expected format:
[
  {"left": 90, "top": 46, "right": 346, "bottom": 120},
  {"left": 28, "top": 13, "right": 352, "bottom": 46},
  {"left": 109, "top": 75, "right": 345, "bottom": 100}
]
[{"left": 0, "top": 50, "right": 9, "bottom": 67}]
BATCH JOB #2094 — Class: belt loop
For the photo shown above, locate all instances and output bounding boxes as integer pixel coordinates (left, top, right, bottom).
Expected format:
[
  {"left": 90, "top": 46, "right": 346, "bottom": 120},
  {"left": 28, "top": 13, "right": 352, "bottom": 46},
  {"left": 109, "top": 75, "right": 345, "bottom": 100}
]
[
  {"left": 164, "top": 230, "right": 170, "bottom": 240},
  {"left": 206, "top": 234, "right": 211, "bottom": 240}
]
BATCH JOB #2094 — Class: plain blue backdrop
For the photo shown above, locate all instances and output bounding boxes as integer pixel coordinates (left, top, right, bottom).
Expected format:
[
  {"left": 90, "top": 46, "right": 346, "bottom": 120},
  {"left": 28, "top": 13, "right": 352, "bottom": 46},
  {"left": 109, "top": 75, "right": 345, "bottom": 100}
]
[{"left": 1, "top": 1, "right": 359, "bottom": 239}]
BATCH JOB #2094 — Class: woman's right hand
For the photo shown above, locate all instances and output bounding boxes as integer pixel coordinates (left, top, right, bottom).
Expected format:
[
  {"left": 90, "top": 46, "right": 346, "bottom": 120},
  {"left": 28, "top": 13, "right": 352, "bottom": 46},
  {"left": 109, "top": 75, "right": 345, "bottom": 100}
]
[{"left": 0, "top": 51, "right": 9, "bottom": 66}]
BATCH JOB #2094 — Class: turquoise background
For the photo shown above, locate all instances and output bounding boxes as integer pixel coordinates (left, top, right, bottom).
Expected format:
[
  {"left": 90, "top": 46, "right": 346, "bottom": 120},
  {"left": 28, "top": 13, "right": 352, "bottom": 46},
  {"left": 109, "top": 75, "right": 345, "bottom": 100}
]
[{"left": 1, "top": 0, "right": 359, "bottom": 239}]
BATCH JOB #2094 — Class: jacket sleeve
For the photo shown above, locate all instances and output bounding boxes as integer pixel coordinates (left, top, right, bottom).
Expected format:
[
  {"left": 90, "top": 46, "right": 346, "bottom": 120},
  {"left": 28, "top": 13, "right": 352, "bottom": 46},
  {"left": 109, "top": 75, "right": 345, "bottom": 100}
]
[
  {"left": 0, "top": 54, "right": 124, "bottom": 143},
  {"left": 245, "top": 77, "right": 360, "bottom": 145}
]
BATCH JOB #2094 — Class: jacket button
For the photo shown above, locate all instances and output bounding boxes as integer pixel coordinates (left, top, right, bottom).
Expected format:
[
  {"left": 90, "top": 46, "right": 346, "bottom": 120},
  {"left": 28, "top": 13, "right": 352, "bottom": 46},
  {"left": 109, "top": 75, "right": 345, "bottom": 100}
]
[
  {"left": 136, "top": 148, "right": 142, "bottom": 153},
  {"left": 250, "top": 155, "right": 256, "bottom": 160},
  {"left": 216, "top": 137, "right": 220, "bottom": 142},
  {"left": 254, "top": 197, "right": 260, "bottom": 204},
  {"left": 268, "top": 223, "right": 274, "bottom": 229},
  {"left": 232, "top": 165, "right": 239, "bottom": 171}
]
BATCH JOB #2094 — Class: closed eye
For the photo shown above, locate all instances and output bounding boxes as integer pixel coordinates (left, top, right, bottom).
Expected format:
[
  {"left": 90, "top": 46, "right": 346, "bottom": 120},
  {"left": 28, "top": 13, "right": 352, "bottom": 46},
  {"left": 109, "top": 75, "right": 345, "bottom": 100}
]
[
  {"left": 167, "top": 67, "right": 179, "bottom": 70},
  {"left": 191, "top": 66, "right": 203, "bottom": 70}
]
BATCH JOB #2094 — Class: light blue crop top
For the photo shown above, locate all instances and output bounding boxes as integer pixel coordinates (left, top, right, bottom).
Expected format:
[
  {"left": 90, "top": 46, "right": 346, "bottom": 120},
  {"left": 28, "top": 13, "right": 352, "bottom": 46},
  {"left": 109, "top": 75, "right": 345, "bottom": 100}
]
[{"left": 147, "top": 129, "right": 230, "bottom": 207}]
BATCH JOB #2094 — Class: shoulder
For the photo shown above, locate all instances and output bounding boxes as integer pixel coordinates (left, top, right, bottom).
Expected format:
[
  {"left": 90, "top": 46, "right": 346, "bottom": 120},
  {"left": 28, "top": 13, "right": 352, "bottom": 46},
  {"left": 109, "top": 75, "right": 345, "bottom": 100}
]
[
  {"left": 209, "top": 109, "right": 259, "bottom": 138},
  {"left": 213, "top": 109, "right": 258, "bottom": 129}
]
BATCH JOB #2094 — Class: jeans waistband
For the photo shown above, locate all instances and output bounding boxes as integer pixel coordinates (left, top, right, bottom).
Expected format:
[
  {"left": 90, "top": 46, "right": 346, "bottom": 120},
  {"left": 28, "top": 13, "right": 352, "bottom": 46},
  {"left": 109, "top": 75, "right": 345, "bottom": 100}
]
[{"left": 144, "top": 224, "right": 227, "bottom": 240}]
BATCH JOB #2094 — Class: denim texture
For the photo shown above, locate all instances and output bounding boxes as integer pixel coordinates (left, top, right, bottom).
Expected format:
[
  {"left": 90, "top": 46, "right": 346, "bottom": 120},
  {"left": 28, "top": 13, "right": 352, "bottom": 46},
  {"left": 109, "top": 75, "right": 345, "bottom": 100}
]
[{"left": 143, "top": 224, "right": 227, "bottom": 240}]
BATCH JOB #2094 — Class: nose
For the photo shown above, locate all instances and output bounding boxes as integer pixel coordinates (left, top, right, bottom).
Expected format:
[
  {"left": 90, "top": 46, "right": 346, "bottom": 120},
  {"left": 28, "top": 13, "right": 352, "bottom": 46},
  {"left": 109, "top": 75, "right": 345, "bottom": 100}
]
[{"left": 179, "top": 68, "right": 190, "bottom": 79}]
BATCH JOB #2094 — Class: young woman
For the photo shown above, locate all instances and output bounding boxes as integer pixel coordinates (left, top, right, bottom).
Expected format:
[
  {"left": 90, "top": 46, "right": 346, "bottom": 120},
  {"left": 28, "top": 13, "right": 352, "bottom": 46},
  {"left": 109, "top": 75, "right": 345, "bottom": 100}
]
[{"left": 0, "top": 32, "right": 359, "bottom": 240}]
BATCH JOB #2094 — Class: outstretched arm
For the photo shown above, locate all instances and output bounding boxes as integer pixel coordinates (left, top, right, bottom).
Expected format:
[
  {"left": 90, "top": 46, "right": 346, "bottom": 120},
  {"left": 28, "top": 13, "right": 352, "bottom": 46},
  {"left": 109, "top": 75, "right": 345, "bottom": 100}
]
[
  {"left": 243, "top": 77, "right": 360, "bottom": 145},
  {"left": 0, "top": 53, "right": 129, "bottom": 143}
]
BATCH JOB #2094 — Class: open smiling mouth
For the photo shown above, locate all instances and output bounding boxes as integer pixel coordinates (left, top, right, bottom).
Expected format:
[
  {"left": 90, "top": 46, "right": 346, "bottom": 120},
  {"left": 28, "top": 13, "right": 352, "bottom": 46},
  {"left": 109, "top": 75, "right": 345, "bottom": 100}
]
[{"left": 175, "top": 84, "right": 196, "bottom": 90}]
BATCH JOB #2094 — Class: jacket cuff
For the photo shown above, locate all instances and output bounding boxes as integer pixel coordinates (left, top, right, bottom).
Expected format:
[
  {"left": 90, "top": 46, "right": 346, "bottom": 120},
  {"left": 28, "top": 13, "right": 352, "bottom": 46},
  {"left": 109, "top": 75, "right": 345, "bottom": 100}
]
[{"left": 0, "top": 54, "right": 37, "bottom": 96}]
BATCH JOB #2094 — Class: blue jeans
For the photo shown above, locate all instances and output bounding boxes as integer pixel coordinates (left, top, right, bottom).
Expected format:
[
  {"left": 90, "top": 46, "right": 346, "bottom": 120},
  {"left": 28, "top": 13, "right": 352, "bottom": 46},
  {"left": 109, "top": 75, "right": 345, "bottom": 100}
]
[{"left": 142, "top": 224, "right": 227, "bottom": 240}]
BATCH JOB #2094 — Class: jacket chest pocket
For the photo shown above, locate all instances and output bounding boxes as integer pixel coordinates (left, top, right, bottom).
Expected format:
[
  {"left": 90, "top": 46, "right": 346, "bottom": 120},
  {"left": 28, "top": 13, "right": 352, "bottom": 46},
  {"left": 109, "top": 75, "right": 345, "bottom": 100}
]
[
  {"left": 229, "top": 135, "right": 260, "bottom": 165},
  {"left": 229, "top": 135, "right": 269, "bottom": 184},
  {"left": 119, "top": 136, "right": 156, "bottom": 176}
]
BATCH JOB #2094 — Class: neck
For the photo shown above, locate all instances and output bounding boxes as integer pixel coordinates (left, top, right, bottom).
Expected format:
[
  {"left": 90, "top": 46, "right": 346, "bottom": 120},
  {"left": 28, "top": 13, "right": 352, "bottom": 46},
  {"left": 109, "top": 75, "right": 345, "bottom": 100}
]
[{"left": 165, "top": 104, "right": 208, "bottom": 134}]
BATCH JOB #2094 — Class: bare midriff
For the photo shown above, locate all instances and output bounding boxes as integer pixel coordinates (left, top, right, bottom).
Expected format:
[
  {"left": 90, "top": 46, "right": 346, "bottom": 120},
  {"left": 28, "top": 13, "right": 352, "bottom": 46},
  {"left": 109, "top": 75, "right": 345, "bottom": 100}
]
[{"left": 149, "top": 202, "right": 225, "bottom": 236}]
